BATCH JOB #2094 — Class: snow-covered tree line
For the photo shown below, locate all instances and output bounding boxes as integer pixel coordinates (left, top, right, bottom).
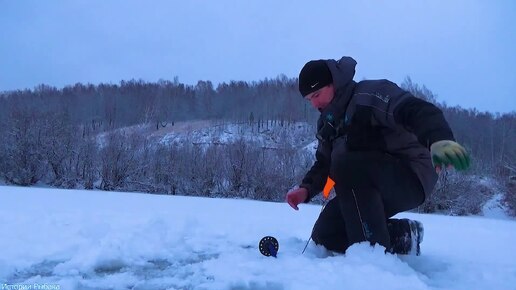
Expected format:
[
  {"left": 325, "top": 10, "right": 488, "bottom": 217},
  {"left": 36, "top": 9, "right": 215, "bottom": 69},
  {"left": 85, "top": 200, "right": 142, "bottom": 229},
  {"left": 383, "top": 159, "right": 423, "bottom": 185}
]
[
  {"left": 0, "top": 77, "right": 514, "bottom": 215},
  {"left": 401, "top": 78, "right": 516, "bottom": 215},
  {"left": 0, "top": 116, "right": 312, "bottom": 201}
]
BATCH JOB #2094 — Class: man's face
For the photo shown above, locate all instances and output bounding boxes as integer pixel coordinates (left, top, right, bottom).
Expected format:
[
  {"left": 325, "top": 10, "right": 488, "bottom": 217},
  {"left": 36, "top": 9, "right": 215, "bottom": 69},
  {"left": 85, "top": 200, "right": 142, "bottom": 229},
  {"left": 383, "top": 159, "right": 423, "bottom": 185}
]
[{"left": 304, "top": 84, "right": 335, "bottom": 111}]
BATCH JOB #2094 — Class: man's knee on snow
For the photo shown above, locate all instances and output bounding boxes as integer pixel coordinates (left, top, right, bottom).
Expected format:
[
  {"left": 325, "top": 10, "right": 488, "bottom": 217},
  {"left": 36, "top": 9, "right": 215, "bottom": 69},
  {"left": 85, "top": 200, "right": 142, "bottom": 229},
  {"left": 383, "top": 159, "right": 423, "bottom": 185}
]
[{"left": 311, "top": 230, "right": 348, "bottom": 253}]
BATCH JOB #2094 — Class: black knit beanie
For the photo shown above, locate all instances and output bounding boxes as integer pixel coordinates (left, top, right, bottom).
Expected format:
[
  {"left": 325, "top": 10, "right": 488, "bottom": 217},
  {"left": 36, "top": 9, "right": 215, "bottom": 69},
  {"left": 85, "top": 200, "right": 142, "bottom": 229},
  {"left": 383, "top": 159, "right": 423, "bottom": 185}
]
[{"left": 298, "top": 60, "right": 333, "bottom": 97}]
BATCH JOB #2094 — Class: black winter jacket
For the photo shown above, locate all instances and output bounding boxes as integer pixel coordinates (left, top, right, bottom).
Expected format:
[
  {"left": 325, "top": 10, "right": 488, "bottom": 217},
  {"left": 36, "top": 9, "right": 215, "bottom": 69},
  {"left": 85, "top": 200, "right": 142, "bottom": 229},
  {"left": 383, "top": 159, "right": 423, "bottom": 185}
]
[{"left": 300, "top": 56, "right": 454, "bottom": 202}]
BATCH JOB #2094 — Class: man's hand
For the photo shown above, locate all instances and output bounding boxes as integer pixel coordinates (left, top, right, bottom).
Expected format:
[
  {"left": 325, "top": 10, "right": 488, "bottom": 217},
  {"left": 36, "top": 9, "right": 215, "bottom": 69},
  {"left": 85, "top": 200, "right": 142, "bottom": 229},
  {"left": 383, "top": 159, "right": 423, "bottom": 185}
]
[
  {"left": 286, "top": 188, "right": 308, "bottom": 210},
  {"left": 430, "top": 140, "right": 470, "bottom": 172}
]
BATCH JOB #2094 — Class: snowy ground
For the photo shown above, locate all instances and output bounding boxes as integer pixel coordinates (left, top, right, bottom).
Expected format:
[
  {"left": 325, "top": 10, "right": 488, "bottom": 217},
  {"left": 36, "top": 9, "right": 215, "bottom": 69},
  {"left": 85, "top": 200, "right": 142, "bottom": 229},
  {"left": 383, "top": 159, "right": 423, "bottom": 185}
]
[
  {"left": 1, "top": 186, "right": 515, "bottom": 290},
  {"left": 479, "top": 176, "right": 511, "bottom": 220},
  {"left": 157, "top": 121, "right": 315, "bottom": 149}
]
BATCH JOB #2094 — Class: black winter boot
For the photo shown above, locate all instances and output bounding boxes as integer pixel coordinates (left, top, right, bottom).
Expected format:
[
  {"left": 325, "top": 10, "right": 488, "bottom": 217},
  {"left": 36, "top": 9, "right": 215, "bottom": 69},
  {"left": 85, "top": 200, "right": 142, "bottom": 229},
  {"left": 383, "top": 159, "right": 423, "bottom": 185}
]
[{"left": 387, "top": 218, "right": 424, "bottom": 255}]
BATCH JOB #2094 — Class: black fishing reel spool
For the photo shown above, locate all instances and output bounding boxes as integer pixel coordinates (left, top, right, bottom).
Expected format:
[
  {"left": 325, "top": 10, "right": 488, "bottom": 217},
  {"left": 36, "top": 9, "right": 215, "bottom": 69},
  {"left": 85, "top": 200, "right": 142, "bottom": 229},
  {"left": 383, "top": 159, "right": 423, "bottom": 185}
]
[{"left": 259, "top": 236, "right": 279, "bottom": 258}]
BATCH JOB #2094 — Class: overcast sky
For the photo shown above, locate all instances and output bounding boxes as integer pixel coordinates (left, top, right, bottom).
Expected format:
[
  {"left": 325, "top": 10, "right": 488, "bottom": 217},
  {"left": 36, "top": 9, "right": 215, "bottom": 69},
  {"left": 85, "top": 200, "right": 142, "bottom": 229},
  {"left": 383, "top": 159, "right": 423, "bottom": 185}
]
[{"left": 1, "top": 0, "right": 515, "bottom": 113}]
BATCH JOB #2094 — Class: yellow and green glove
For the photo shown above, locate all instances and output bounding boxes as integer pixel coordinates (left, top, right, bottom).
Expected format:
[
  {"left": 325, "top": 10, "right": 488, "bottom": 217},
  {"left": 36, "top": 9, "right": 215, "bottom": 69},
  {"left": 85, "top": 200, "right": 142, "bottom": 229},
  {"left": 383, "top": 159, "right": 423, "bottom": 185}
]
[{"left": 430, "top": 140, "right": 470, "bottom": 171}]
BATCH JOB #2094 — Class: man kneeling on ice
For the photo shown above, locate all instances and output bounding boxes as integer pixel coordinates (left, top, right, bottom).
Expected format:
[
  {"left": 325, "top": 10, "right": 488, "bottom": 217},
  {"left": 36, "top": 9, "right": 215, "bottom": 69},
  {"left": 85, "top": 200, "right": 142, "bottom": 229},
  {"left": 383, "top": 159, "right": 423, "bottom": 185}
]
[{"left": 286, "top": 56, "right": 470, "bottom": 255}]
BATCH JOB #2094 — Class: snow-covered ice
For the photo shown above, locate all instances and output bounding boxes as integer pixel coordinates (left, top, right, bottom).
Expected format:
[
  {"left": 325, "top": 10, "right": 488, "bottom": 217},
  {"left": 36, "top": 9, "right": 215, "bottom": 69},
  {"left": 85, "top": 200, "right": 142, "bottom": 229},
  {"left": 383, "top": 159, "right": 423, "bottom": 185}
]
[{"left": 1, "top": 186, "right": 515, "bottom": 290}]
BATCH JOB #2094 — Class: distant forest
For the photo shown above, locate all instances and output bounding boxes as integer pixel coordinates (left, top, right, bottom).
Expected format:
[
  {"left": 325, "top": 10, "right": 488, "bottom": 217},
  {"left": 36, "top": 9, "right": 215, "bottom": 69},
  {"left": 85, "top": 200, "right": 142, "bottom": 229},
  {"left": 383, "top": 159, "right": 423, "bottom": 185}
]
[{"left": 0, "top": 76, "right": 514, "bottom": 216}]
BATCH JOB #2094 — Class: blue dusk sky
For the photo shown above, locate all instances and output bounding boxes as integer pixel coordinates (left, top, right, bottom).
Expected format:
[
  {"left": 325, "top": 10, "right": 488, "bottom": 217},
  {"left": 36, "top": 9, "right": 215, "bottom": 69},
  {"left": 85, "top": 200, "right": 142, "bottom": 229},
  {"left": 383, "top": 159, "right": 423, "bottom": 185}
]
[{"left": 1, "top": 0, "right": 515, "bottom": 113}]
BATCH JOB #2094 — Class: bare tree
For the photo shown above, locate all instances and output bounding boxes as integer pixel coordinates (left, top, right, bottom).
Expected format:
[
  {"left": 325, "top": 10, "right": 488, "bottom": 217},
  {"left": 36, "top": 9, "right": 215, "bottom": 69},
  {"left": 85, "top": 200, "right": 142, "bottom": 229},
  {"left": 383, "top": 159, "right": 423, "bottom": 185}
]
[
  {"left": 2, "top": 108, "right": 45, "bottom": 185},
  {"left": 401, "top": 76, "right": 437, "bottom": 103},
  {"left": 99, "top": 131, "right": 141, "bottom": 190},
  {"left": 40, "top": 111, "right": 80, "bottom": 188}
]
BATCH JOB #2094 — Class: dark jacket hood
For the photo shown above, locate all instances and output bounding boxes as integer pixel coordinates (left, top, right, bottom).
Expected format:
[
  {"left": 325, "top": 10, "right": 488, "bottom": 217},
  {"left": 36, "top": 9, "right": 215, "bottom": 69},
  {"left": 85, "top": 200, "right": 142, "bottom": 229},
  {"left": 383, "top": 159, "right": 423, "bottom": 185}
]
[
  {"left": 317, "top": 56, "right": 357, "bottom": 116},
  {"left": 326, "top": 56, "right": 357, "bottom": 92}
]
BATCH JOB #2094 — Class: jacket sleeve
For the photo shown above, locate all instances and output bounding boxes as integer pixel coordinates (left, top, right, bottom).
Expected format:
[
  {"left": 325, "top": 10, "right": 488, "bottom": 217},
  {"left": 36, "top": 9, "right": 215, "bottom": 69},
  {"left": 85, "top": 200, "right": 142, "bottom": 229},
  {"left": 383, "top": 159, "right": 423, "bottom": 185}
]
[
  {"left": 362, "top": 80, "right": 455, "bottom": 149},
  {"left": 299, "top": 140, "right": 331, "bottom": 203},
  {"left": 393, "top": 96, "right": 455, "bottom": 148}
]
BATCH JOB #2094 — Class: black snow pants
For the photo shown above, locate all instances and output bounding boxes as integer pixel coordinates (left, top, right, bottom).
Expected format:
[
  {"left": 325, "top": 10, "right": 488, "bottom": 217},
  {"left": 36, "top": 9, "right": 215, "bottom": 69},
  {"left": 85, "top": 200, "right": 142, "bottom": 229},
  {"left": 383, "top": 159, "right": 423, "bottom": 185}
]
[{"left": 311, "top": 151, "right": 425, "bottom": 253}]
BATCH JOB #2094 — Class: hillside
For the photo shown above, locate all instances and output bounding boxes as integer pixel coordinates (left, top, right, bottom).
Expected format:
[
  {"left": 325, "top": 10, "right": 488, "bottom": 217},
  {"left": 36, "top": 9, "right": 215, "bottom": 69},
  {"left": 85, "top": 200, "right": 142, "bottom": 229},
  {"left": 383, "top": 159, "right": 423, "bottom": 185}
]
[{"left": 99, "top": 120, "right": 318, "bottom": 150}]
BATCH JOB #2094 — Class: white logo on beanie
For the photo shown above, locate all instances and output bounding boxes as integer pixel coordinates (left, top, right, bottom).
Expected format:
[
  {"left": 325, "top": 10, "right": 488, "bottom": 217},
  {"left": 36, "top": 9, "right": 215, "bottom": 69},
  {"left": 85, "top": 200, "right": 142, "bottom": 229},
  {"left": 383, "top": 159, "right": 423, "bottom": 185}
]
[{"left": 310, "top": 82, "right": 319, "bottom": 88}]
